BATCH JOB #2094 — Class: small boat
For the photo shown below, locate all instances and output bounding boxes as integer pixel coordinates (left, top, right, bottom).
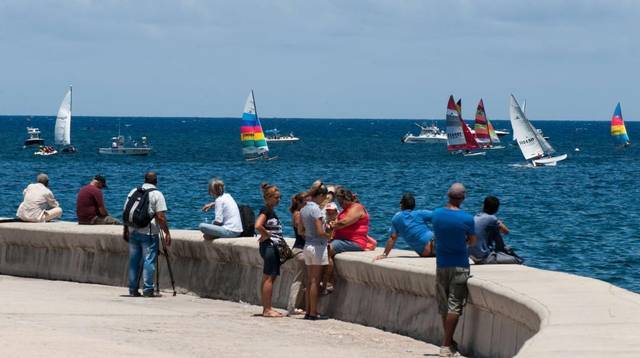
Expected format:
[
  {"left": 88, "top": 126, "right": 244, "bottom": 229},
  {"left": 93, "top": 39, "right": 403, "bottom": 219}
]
[
  {"left": 510, "top": 94, "right": 566, "bottom": 167},
  {"left": 611, "top": 102, "right": 630, "bottom": 147},
  {"left": 24, "top": 127, "right": 45, "bottom": 146},
  {"left": 474, "top": 99, "right": 504, "bottom": 150},
  {"left": 265, "top": 128, "right": 300, "bottom": 142},
  {"left": 240, "top": 90, "right": 276, "bottom": 161},
  {"left": 98, "top": 135, "right": 152, "bottom": 156},
  {"left": 54, "top": 86, "right": 77, "bottom": 153},
  {"left": 34, "top": 145, "right": 58, "bottom": 156},
  {"left": 446, "top": 96, "right": 485, "bottom": 156},
  {"left": 401, "top": 123, "right": 447, "bottom": 143}
]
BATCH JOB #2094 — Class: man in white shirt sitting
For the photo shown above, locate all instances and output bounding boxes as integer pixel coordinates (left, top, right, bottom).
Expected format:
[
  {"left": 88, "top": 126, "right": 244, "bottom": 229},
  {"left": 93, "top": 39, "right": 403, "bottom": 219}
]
[
  {"left": 199, "top": 178, "right": 243, "bottom": 239},
  {"left": 16, "top": 173, "right": 63, "bottom": 222}
]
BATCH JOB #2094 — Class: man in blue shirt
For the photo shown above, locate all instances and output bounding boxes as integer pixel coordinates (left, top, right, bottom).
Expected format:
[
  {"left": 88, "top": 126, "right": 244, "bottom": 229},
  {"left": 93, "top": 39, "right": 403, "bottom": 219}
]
[
  {"left": 432, "top": 183, "right": 476, "bottom": 357},
  {"left": 374, "top": 192, "right": 435, "bottom": 260}
]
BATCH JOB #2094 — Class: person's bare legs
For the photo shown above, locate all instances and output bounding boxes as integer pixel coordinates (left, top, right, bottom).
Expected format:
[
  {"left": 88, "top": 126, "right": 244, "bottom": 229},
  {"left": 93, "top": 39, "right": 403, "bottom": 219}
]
[
  {"left": 441, "top": 313, "right": 459, "bottom": 347},
  {"left": 261, "top": 274, "right": 282, "bottom": 317},
  {"left": 307, "top": 265, "right": 323, "bottom": 316}
]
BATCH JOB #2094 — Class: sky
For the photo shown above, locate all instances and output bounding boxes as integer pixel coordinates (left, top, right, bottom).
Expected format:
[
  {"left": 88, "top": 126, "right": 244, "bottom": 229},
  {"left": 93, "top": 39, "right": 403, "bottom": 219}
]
[{"left": 0, "top": 0, "right": 638, "bottom": 120}]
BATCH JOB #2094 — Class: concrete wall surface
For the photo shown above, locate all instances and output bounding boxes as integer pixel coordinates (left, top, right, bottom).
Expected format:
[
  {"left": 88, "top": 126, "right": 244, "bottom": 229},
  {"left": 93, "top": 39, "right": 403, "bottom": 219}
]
[{"left": 0, "top": 222, "right": 638, "bottom": 357}]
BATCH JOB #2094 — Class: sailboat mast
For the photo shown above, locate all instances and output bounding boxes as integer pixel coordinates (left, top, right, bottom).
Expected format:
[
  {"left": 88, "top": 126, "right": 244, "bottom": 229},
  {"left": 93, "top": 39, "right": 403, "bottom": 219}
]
[{"left": 70, "top": 85, "right": 73, "bottom": 114}]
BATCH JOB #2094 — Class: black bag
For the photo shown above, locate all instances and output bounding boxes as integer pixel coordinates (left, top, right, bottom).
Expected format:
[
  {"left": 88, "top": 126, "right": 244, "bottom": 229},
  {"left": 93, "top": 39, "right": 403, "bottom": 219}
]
[
  {"left": 273, "top": 239, "right": 293, "bottom": 264},
  {"left": 237, "top": 204, "right": 255, "bottom": 237},
  {"left": 123, "top": 187, "right": 157, "bottom": 228}
]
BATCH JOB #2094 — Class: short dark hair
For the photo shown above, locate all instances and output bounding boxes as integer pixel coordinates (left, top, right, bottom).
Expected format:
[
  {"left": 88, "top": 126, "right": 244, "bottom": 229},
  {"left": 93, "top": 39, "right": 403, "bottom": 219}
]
[
  {"left": 144, "top": 171, "right": 157, "bottom": 185},
  {"left": 483, "top": 196, "right": 500, "bottom": 215},
  {"left": 400, "top": 192, "right": 416, "bottom": 210}
]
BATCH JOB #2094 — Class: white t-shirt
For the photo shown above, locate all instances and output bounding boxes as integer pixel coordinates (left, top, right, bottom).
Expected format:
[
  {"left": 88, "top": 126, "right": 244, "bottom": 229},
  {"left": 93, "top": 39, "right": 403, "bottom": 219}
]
[
  {"left": 124, "top": 183, "right": 167, "bottom": 235},
  {"left": 16, "top": 183, "right": 60, "bottom": 222},
  {"left": 213, "top": 193, "right": 243, "bottom": 233}
]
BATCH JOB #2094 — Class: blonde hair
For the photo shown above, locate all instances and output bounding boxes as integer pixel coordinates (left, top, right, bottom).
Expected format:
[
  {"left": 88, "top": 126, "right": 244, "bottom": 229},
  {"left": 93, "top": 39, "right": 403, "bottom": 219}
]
[
  {"left": 306, "top": 179, "right": 328, "bottom": 198},
  {"left": 208, "top": 178, "right": 225, "bottom": 197},
  {"left": 260, "top": 182, "right": 280, "bottom": 200}
]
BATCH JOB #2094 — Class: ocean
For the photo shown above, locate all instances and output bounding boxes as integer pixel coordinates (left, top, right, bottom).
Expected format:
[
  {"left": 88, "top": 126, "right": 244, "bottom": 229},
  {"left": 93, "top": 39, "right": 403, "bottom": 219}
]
[{"left": 1, "top": 115, "right": 638, "bottom": 292}]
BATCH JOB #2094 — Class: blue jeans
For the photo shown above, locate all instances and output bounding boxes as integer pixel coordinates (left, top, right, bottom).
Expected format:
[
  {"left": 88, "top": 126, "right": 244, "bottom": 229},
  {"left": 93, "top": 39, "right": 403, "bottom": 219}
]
[
  {"left": 128, "top": 231, "right": 159, "bottom": 295},
  {"left": 199, "top": 223, "right": 242, "bottom": 238},
  {"left": 330, "top": 239, "right": 363, "bottom": 254}
]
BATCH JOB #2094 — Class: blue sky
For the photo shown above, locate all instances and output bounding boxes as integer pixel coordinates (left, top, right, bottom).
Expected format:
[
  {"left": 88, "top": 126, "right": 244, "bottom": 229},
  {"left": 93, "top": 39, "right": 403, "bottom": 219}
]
[{"left": 0, "top": 0, "right": 638, "bottom": 120}]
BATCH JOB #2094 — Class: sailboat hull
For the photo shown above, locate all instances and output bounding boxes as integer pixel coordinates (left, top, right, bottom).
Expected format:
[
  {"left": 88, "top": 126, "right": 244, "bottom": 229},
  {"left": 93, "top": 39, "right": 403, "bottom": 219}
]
[{"left": 532, "top": 154, "right": 568, "bottom": 167}]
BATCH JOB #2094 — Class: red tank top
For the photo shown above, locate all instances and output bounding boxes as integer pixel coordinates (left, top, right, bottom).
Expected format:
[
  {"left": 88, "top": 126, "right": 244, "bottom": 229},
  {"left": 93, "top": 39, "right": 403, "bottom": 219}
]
[{"left": 334, "top": 203, "right": 369, "bottom": 249}]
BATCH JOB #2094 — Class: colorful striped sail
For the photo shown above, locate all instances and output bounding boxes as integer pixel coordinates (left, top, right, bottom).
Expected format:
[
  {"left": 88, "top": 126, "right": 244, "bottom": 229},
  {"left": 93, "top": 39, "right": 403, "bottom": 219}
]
[
  {"left": 487, "top": 120, "right": 501, "bottom": 144},
  {"left": 240, "top": 90, "right": 269, "bottom": 158},
  {"left": 474, "top": 99, "right": 491, "bottom": 147},
  {"left": 446, "top": 96, "right": 480, "bottom": 151},
  {"left": 611, "top": 102, "right": 630, "bottom": 146}
]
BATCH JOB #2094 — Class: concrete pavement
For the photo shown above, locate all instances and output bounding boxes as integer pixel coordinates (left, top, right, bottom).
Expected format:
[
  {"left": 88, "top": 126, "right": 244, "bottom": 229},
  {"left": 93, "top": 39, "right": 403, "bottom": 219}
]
[{"left": 0, "top": 275, "right": 439, "bottom": 357}]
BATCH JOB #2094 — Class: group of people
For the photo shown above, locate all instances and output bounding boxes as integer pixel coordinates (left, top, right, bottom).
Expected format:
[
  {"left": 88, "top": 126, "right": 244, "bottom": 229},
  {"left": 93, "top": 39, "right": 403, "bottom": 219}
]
[{"left": 15, "top": 172, "right": 522, "bottom": 357}]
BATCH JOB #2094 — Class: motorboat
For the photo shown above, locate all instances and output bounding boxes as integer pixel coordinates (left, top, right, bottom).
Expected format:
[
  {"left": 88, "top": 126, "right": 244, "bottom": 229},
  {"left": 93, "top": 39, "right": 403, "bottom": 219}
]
[
  {"left": 401, "top": 123, "right": 447, "bottom": 143},
  {"left": 34, "top": 145, "right": 58, "bottom": 156},
  {"left": 98, "top": 135, "right": 152, "bottom": 156},
  {"left": 265, "top": 129, "right": 300, "bottom": 142},
  {"left": 24, "top": 127, "right": 45, "bottom": 146}
]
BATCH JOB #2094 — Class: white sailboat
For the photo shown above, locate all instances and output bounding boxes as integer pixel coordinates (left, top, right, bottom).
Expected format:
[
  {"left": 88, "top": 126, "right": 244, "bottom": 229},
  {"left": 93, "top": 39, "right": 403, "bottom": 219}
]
[
  {"left": 509, "top": 95, "right": 566, "bottom": 166},
  {"left": 54, "top": 86, "right": 76, "bottom": 153}
]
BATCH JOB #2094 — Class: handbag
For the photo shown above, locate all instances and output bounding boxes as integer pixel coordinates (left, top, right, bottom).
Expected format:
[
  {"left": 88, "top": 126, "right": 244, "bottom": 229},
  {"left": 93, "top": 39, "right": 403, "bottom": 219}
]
[{"left": 273, "top": 239, "right": 293, "bottom": 264}]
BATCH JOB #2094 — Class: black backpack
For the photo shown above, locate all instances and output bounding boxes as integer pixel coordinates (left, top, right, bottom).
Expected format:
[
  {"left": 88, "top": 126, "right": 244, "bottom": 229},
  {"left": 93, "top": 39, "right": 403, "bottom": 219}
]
[
  {"left": 237, "top": 204, "right": 255, "bottom": 237},
  {"left": 123, "top": 187, "right": 157, "bottom": 228}
]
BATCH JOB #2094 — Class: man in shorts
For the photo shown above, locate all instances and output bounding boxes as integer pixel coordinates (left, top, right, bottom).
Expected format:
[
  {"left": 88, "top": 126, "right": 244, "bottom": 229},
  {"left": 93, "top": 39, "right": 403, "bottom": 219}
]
[{"left": 431, "top": 183, "right": 476, "bottom": 357}]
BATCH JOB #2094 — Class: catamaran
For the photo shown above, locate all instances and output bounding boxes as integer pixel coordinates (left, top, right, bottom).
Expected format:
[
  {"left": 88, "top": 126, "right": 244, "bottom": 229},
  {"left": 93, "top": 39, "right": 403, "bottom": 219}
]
[
  {"left": 54, "top": 86, "right": 76, "bottom": 153},
  {"left": 446, "top": 96, "right": 485, "bottom": 156},
  {"left": 241, "top": 90, "right": 275, "bottom": 160},
  {"left": 401, "top": 123, "right": 447, "bottom": 143},
  {"left": 474, "top": 99, "right": 504, "bottom": 149},
  {"left": 611, "top": 102, "right": 630, "bottom": 147},
  {"left": 509, "top": 95, "right": 567, "bottom": 166}
]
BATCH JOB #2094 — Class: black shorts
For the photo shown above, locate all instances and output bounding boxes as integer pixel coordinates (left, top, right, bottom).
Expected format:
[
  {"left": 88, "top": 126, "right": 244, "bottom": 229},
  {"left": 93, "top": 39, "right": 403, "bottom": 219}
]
[{"left": 259, "top": 240, "right": 281, "bottom": 277}]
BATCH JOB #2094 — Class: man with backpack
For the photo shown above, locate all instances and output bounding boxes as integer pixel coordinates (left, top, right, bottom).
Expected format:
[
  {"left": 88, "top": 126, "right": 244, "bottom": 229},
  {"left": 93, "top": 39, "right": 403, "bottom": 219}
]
[{"left": 122, "top": 171, "right": 171, "bottom": 297}]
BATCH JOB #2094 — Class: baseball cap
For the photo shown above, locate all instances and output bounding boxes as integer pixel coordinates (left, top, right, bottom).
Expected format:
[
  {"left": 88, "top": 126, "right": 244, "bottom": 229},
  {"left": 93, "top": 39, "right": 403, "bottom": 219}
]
[{"left": 94, "top": 175, "right": 107, "bottom": 188}]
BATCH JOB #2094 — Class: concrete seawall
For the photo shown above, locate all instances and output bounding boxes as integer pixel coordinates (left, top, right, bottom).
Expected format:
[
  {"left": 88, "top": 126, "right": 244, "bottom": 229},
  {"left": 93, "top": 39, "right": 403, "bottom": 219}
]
[{"left": 0, "top": 222, "right": 638, "bottom": 357}]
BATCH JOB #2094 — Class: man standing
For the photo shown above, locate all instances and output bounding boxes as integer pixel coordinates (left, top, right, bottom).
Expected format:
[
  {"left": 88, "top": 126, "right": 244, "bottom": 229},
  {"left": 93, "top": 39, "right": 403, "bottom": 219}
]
[
  {"left": 123, "top": 171, "right": 171, "bottom": 297},
  {"left": 16, "top": 173, "right": 63, "bottom": 222},
  {"left": 431, "top": 183, "right": 476, "bottom": 357},
  {"left": 76, "top": 175, "right": 120, "bottom": 225}
]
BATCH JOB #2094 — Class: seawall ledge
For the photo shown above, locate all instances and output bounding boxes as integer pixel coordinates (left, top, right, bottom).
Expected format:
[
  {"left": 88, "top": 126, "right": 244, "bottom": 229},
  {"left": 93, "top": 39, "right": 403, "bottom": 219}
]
[{"left": 0, "top": 221, "right": 639, "bottom": 357}]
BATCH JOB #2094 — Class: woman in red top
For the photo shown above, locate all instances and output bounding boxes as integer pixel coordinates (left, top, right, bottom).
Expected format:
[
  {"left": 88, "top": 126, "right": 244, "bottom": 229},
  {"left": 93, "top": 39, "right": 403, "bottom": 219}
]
[{"left": 330, "top": 187, "right": 370, "bottom": 253}]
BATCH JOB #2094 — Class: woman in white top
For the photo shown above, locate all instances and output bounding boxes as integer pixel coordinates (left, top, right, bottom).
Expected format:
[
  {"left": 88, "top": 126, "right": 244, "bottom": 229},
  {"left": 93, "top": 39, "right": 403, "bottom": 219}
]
[{"left": 199, "top": 178, "right": 243, "bottom": 239}]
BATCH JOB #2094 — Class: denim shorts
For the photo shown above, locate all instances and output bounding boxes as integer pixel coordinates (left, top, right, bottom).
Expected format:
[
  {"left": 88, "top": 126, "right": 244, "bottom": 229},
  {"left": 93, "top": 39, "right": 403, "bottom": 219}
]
[
  {"left": 436, "top": 267, "right": 470, "bottom": 315},
  {"left": 259, "top": 240, "right": 281, "bottom": 277},
  {"left": 330, "top": 239, "right": 363, "bottom": 254}
]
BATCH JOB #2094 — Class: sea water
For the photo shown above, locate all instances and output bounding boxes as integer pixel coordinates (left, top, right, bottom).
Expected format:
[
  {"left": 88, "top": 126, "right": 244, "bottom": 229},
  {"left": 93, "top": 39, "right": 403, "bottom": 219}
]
[{"left": 1, "top": 116, "right": 638, "bottom": 292}]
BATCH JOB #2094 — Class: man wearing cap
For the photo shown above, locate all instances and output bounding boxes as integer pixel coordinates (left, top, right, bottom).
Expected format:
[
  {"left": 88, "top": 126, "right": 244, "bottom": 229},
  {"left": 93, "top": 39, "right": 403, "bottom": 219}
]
[
  {"left": 16, "top": 173, "right": 63, "bottom": 222},
  {"left": 76, "top": 175, "right": 120, "bottom": 225},
  {"left": 431, "top": 183, "right": 476, "bottom": 357}
]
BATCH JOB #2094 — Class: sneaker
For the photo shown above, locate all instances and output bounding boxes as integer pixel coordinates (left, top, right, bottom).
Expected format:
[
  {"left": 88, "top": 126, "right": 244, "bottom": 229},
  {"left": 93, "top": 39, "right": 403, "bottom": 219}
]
[
  {"left": 143, "top": 291, "right": 162, "bottom": 298},
  {"left": 129, "top": 290, "right": 142, "bottom": 297},
  {"left": 439, "top": 346, "right": 460, "bottom": 357},
  {"left": 306, "top": 314, "right": 329, "bottom": 321}
]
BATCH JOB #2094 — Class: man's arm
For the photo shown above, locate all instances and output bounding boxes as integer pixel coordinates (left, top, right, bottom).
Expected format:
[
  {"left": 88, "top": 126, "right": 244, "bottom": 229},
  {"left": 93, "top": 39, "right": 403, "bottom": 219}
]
[
  {"left": 122, "top": 225, "right": 129, "bottom": 242},
  {"left": 155, "top": 211, "right": 171, "bottom": 246},
  {"left": 498, "top": 221, "right": 509, "bottom": 235},
  {"left": 213, "top": 200, "right": 224, "bottom": 226},
  {"left": 331, "top": 204, "right": 364, "bottom": 230},
  {"left": 466, "top": 234, "right": 477, "bottom": 246},
  {"left": 374, "top": 232, "right": 397, "bottom": 261},
  {"left": 46, "top": 190, "right": 60, "bottom": 209}
]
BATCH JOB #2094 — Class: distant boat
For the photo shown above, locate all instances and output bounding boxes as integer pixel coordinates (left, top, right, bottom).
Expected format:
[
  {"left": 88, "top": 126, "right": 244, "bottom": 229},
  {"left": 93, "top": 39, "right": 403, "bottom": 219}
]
[
  {"left": 265, "top": 128, "right": 300, "bottom": 143},
  {"left": 509, "top": 94, "right": 566, "bottom": 166},
  {"left": 474, "top": 99, "right": 504, "bottom": 149},
  {"left": 240, "top": 90, "right": 275, "bottom": 160},
  {"left": 24, "top": 127, "right": 44, "bottom": 146},
  {"left": 34, "top": 145, "right": 58, "bottom": 156},
  {"left": 446, "top": 96, "right": 485, "bottom": 156},
  {"left": 54, "top": 86, "right": 76, "bottom": 153},
  {"left": 98, "top": 120, "right": 152, "bottom": 156},
  {"left": 611, "top": 102, "right": 630, "bottom": 147},
  {"left": 401, "top": 123, "right": 447, "bottom": 143}
]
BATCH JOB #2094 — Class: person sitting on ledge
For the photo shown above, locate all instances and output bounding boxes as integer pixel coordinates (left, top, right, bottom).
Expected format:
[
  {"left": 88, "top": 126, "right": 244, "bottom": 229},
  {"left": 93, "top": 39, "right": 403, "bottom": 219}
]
[
  {"left": 469, "top": 196, "right": 524, "bottom": 265},
  {"left": 76, "top": 175, "right": 120, "bottom": 225},
  {"left": 329, "top": 187, "right": 370, "bottom": 254},
  {"left": 199, "top": 178, "right": 243, "bottom": 240},
  {"left": 16, "top": 173, "right": 63, "bottom": 222},
  {"left": 374, "top": 192, "right": 435, "bottom": 261}
]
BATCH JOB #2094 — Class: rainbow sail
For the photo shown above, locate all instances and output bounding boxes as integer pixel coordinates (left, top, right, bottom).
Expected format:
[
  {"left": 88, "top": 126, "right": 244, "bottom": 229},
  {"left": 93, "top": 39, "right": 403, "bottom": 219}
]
[
  {"left": 446, "top": 96, "right": 480, "bottom": 151},
  {"left": 474, "top": 99, "right": 491, "bottom": 147},
  {"left": 240, "top": 90, "right": 269, "bottom": 159},
  {"left": 611, "top": 102, "right": 630, "bottom": 146}
]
